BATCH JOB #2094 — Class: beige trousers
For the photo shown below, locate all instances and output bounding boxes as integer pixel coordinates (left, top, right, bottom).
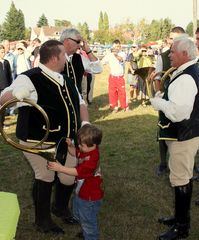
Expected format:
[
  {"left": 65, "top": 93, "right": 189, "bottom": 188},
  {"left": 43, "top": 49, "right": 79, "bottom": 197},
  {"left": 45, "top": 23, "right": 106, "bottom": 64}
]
[
  {"left": 20, "top": 141, "right": 77, "bottom": 185},
  {"left": 166, "top": 137, "right": 199, "bottom": 187}
]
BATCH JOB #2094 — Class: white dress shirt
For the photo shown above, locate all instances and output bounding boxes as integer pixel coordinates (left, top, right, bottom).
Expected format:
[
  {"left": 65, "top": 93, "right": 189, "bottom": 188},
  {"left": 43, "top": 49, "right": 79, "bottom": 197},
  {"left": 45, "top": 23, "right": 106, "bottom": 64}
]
[
  {"left": 66, "top": 53, "right": 102, "bottom": 74},
  {"left": 1, "top": 63, "right": 85, "bottom": 105},
  {"left": 101, "top": 51, "right": 126, "bottom": 76},
  {"left": 151, "top": 59, "right": 198, "bottom": 122}
]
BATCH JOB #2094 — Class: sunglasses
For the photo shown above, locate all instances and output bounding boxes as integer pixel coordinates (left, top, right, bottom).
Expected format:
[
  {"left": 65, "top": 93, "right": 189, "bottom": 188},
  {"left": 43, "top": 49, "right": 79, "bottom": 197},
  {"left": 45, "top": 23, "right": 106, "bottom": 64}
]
[{"left": 68, "top": 38, "right": 81, "bottom": 44}]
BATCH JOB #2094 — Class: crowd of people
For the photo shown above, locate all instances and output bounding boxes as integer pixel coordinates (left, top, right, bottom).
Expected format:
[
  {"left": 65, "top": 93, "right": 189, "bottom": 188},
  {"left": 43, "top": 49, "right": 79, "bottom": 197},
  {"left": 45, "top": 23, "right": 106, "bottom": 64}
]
[{"left": 1, "top": 26, "right": 199, "bottom": 240}]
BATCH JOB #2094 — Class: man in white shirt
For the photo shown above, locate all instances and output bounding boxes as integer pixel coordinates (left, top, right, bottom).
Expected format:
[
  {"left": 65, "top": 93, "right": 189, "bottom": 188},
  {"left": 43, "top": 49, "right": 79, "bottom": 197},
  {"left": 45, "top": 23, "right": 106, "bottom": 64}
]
[
  {"left": 101, "top": 39, "right": 129, "bottom": 112},
  {"left": 0, "top": 39, "right": 89, "bottom": 235},
  {"left": 154, "top": 27, "right": 186, "bottom": 176},
  {"left": 151, "top": 36, "right": 199, "bottom": 240}
]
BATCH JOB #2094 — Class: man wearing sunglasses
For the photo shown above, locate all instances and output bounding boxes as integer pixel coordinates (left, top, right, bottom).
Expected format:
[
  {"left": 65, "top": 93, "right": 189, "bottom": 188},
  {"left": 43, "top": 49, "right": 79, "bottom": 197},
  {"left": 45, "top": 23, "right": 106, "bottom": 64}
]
[
  {"left": 60, "top": 28, "right": 102, "bottom": 93},
  {"left": 51, "top": 28, "right": 101, "bottom": 226}
]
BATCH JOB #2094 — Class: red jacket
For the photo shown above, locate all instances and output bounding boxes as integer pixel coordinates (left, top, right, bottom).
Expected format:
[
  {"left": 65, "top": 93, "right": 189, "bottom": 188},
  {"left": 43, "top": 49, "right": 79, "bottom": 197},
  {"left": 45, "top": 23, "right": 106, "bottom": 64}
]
[{"left": 75, "top": 148, "right": 104, "bottom": 201}]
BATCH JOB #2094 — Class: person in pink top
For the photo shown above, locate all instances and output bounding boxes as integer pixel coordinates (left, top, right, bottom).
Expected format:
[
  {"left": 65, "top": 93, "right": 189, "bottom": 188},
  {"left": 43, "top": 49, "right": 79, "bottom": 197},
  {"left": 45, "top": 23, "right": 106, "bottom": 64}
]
[{"left": 48, "top": 124, "right": 103, "bottom": 240}]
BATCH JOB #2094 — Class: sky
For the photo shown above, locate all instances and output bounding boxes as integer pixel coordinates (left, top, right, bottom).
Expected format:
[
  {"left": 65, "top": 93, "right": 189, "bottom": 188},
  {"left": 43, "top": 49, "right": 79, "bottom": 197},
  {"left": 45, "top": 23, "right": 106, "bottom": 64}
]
[{"left": 0, "top": 0, "right": 196, "bottom": 30}]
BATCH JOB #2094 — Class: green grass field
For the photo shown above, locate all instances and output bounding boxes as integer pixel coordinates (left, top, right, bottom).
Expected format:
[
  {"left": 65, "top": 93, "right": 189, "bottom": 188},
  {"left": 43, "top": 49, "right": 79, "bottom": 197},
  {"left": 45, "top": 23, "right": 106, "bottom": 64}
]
[{"left": 1, "top": 66, "right": 199, "bottom": 239}]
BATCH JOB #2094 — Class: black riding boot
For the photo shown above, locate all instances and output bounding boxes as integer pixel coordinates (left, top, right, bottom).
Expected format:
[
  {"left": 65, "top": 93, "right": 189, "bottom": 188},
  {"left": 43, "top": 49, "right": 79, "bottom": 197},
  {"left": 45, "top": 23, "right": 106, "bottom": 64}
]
[
  {"left": 158, "top": 181, "right": 192, "bottom": 240},
  {"left": 52, "top": 178, "right": 78, "bottom": 224},
  {"left": 33, "top": 179, "right": 64, "bottom": 234},
  {"left": 156, "top": 140, "right": 168, "bottom": 176}
]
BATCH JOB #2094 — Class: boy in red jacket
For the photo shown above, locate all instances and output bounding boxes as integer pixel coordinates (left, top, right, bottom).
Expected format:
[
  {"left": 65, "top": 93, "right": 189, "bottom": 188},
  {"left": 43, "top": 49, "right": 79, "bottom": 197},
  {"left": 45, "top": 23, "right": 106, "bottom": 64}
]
[{"left": 48, "top": 124, "right": 103, "bottom": 240}]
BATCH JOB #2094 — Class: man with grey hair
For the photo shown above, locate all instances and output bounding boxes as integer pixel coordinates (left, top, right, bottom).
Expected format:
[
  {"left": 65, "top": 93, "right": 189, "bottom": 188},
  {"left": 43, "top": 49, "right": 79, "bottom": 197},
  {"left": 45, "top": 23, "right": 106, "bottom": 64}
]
[
  {"left": 60, "top": 28, "right": 102, "bottom": 93},
  {"left": 51, "top": 28, "right": 101, "bottom": 226},
  {"left": 151, "top": 36, "right": 199, "bottom": 239},
  {"left": 154, "top": 26, "right": 186, "bottom": 176}
]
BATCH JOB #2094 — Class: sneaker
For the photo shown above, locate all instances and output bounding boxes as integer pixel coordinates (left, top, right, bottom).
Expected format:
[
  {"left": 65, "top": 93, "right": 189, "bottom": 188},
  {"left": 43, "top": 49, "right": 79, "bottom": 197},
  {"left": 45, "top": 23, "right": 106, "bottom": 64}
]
[
  {"left": 112, "top": 107, "right": 118, "bottom": 113},
  {"left": 122, "top": 107, "right": 131, "bottom": 112}
]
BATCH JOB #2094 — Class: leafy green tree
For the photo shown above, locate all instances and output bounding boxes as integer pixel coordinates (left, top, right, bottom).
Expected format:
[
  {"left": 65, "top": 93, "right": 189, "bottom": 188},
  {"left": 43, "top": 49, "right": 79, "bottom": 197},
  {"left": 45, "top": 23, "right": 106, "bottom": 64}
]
[
  {"left": 77, "top": 22, "right": 90, "bottom": 41},
  {"left": 25, "top": 27, "right": 31, "bottom": 40},
  {"left": 94, "top": 11, "right": 110, "bottom": 44},
  {"left": 81, "top": 22, "right": 90, "bottom": 40},
  {"left": 98, "top": 11, "right": 104, "bottom": 30},
  {"left": 139, "top": 18, "right": 174, "bottom": 43},
  {"left": 186, "top": 22, "right": 193, "bottom": 36},
  {"left": 93, "top": 29, "right": 108, "bottom": 44},
  {"left": 37, "top": 14, "right": 48, "bottom": 27},
  {"left": 103, "top": 12, "right": 109, "bottom": 31},
  {"left": 54, "top": 19, "right": 72, "bottom": 27},
  {"left": 0, "top": 1, "right": 25, "bottom": 41},
  {"left": 186, "top": 20, "right": 199, "bottom": 36},
  {"left": 161, "top": 18, "right": 174, "bottom": 39}
]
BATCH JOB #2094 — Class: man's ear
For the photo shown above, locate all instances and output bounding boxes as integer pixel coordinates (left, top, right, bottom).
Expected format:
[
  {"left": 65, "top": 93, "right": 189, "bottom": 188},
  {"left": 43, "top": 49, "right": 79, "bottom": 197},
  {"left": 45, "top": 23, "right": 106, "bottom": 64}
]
[
  {"left": 51, "top": 56, "right": 57, "bottom": 63},
  {"left": 182, "top": 50, "right": 188, "bottom": 57}
]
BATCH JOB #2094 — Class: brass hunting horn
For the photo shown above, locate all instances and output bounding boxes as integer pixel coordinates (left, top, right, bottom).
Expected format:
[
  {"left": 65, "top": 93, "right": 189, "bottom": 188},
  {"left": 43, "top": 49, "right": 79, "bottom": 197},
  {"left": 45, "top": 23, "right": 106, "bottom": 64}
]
[
  {"left": 150, "top": 67, "right": 176, "bottom": 95},
  {"left": 0, "top": 98, "right": 56, "bottom": 161}
]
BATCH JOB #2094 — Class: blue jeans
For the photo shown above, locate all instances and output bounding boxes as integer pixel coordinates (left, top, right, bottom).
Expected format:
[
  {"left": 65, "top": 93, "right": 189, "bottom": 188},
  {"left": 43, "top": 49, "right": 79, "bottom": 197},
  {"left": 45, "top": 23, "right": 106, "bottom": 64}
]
[{"left": 73, "top": 195, "right": 102, "bottom": 240}]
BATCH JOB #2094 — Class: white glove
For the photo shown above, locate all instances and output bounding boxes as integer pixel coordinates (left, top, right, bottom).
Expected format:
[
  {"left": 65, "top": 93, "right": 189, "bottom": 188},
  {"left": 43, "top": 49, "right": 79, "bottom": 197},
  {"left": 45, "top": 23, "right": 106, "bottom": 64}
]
[
  {"left": 155, "top": 91, "right": 164, "bottom": 98},
  {"left": 150, "top": 97, "right": 166, "bottom": 111},
  {"left": 12, "top": 87, "right": 30, "bottom": 101}
]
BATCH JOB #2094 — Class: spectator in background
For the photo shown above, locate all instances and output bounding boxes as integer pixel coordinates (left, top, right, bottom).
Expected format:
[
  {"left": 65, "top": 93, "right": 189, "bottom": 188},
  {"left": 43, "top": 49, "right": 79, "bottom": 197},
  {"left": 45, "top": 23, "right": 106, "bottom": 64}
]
[
  {"left": 13, "top": 42, "right": 31, "bottom": 78},
  {"left": 0, "top": 44, "right": 12, "bottom": 94},
  {"left": 0, "top": 44, "right": 12, "bottom": 126},
  {"left": 137, "top": 46, "right": 154, "bottom": 106},
  {"left": 125, "top": 45, "right": 139, "bottom": 101},
  {"left": 31, "top": 38, "right": 41, "bottom": 67},
  {"left": 2, "top": 39, "right": 15, "bottom": 81},
  {"left": 101, "top": 39, "right": 129, "bottom": 112}
]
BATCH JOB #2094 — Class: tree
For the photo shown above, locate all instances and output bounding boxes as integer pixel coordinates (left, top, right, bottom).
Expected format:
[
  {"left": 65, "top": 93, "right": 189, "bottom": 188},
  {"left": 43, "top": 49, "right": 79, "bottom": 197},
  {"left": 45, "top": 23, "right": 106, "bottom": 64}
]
[
  {"left": 98, "top": 11, "right": 104, "bottom": 30},
  {"left": 94, "top": 11, "right": 110, "bottom": 44},
  {"left": 25, "top": 27, "right": 31, "bottom": 40},
  {"left": 0, "top": 1, "right": 25, "bottom": 41},
  {"left": 186, "top": 20, "right": 199, "bottom": 36},
  {"left": 98, "top": 11, "right": 109, "bottom": 31},
  {"left": 93, "top": 29, "right": 109, "bottom": 44},
  {"left": 77, "top": 22, "right": 90, "bottom": 40},
  {"left": 54, "top": 19, "right": 72, "bottom": 27},
  {"left": 37, "top": 14, "right": 48, "bottom": 27},
  {"left": 103, "top": 12, "right": 109, "bottom": 31},
  {"left": 81, "top": 22, "right": 90, "bottom": 40},
  {"left": 137, "top": 18, "right": 174, "bottom": 43}
]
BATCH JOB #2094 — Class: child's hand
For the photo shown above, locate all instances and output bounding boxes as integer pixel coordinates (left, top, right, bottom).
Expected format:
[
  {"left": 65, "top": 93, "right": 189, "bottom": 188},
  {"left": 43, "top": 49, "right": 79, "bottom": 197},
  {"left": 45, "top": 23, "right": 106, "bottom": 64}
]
[
  {"left": 66, "top": 138, "right": 73, "bottom": 146},
  {"left": 47, "top": 161, "right": 62, "bottom": 172}
]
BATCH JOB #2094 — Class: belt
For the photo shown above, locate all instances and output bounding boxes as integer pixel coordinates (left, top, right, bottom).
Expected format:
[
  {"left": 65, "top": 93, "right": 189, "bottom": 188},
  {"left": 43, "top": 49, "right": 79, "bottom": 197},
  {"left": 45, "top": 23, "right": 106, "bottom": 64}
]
[{"left": 110, "top": 74, "right": 124, "bottom": 78}]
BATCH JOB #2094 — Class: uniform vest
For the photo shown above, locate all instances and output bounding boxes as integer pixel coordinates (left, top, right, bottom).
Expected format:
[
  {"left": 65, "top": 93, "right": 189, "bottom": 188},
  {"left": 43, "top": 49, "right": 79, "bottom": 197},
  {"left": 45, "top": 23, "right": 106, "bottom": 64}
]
[
  {"left": 16, "top": 67, "right": 81, "bottom": 143},
  {"left": 62, "top": 53, "right": 84, "bottom": 94},
  {"left": 158, "top": 63, "right": 199, "bottom": 141}
]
